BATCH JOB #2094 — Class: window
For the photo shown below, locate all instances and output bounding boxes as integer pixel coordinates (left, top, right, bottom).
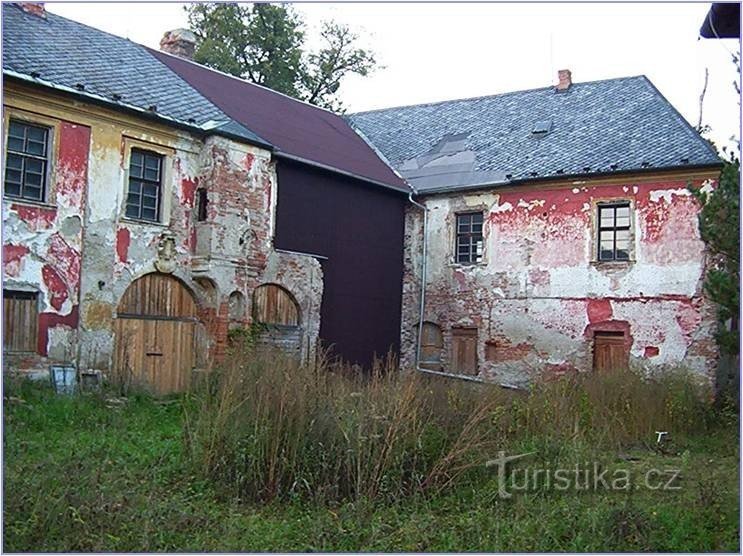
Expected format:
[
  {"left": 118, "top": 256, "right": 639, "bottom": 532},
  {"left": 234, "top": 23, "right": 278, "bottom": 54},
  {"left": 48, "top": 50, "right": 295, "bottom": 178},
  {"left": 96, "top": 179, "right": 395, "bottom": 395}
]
[
  {"left": 456, "top": 212, "right": 483, "bottom": 264},
  {"left": 196, "top": 188, "right": 208, "bottom": 222},
  {"left": 126, "top": 149, "right": 163, "bottom": 222},
  {"left": 3, "top": 290, "right": 38, "bottom": 353},
  {"left": 598, "top": 202, "right": 631, "bottom": 261},
  {"left": 4, "top": 120, "right": 50, "bottom": 202}
]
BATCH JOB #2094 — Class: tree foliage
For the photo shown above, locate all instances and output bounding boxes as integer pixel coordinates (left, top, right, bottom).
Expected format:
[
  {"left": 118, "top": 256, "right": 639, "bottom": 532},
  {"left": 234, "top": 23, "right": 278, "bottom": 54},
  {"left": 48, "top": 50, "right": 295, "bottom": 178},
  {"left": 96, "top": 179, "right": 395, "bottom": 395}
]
[
  {"left": 691, "top": 152, "right": 740, "bottom": 355},
  {"left": 186, "top": 3, "right": 376, "bottom": 111}
]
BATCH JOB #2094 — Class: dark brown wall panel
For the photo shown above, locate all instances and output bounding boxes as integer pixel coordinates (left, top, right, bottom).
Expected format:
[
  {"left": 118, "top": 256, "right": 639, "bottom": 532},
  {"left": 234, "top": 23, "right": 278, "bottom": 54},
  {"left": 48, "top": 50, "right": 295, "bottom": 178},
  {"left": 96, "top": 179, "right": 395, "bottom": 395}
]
[{"left": 274, "top": 160, "right": 407, "bottom": 368}]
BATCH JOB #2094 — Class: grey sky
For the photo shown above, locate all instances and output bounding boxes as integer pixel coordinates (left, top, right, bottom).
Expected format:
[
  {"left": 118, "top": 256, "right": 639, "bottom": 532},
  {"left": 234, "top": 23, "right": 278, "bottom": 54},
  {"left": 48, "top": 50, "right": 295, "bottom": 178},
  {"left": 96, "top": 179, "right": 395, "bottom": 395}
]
[{"left": 46, "top": 1, "right": 740, "bottom": 152}]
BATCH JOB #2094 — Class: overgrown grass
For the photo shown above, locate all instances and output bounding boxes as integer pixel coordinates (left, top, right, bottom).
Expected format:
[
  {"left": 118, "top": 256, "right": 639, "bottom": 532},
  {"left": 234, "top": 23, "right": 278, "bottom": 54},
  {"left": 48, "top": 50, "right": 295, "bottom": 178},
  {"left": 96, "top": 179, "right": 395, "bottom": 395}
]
[
  {"left": 183, "top": 348, "right": 717, "bottom": 505},
  {"left": 3, "top": 356, "right": 739, "bottom": 552}
]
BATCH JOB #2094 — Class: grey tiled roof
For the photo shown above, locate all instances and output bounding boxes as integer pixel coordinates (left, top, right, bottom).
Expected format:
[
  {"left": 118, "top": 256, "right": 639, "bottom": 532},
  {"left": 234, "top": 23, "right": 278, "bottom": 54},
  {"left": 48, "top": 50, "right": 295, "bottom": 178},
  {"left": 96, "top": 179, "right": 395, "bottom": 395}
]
[
  {"left": 2, "top": 4, "right": 270, "bottom": 147},
  {"left": 348, "top": 76, "right": 721, "bottom": 193}
]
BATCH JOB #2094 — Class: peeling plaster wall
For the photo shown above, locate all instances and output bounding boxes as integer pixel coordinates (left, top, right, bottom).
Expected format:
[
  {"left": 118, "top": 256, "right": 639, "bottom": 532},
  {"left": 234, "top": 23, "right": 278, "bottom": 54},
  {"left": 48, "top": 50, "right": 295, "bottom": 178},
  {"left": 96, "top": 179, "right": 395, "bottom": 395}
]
[
  {"left": 402, "top": 174, "right": 720, "bottom": 386},
  {"left": 3, "top": 118, "right": 89, "bottom": 368},
  {"left": 3, "top": 83, "right": 322, "bottom": 377}
]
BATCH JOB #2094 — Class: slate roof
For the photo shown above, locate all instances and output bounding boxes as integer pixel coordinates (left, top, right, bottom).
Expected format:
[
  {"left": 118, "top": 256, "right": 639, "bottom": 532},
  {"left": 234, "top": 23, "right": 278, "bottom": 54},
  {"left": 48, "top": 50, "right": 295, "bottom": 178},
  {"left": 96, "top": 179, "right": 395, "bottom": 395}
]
[
  {"left": 347, "top": 76, "right": 721, "bottom": 194},
  {"left": 2, "top": 4, "right": 407, "bottom": 192},
  {"left": 2, "top": 4, "right": 270, "bottom": 147},
  {"left": 149, "top": 49, "right": 409, "bottom": 192}
]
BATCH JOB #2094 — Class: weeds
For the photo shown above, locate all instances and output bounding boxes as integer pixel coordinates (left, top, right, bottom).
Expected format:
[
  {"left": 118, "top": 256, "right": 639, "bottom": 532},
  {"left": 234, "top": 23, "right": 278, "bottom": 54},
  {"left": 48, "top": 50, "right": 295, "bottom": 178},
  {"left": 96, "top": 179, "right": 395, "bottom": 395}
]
[{"left": 183, "top": 347, "right": 713, "bottom": 505}]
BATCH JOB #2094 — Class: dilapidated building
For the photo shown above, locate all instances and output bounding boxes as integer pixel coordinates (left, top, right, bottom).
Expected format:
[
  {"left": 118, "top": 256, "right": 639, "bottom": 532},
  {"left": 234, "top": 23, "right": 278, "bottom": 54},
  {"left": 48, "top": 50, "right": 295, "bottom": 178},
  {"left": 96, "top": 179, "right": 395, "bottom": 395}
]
[
  {"left": 349, "top": 71, "right": 722, "bottom": 387},
  {"left": 3, "top": 4, "right": 723, "bottom": 391},
  {"left": 2, "top": 3, "right": 408, "bottom": 392}
]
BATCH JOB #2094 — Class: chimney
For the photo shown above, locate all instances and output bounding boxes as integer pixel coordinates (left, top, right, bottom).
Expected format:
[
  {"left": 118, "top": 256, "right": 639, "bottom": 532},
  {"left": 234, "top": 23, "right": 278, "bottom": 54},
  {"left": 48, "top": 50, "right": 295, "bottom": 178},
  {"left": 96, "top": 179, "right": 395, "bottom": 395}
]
[
  {"left": 556, "top": 69, "right": 572, "bottom": 92},
  {"left": 16, "top": 2, "right": 46, "bottom": 17},
  {"left": 159, "top": 29, "right": 197, "bottom": 60}
]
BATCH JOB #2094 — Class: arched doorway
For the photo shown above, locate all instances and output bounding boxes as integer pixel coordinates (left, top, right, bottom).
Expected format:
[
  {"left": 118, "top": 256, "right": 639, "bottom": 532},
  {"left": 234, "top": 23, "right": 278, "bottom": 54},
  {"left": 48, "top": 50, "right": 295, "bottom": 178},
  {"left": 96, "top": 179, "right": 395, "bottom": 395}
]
[
  {"left": 252, "top": 283, "right": 302, "bottom": 359},
  {"left": 113, "top": 273, "right": 200, "bottom": 394}
]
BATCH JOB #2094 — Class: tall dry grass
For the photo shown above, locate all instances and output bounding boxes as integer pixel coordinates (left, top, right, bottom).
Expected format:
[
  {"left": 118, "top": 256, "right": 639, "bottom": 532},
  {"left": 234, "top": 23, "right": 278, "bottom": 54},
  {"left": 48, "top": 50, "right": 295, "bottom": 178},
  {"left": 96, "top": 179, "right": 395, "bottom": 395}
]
[{"left": 183, "top": 348, "right": 712, "bottom": 504}]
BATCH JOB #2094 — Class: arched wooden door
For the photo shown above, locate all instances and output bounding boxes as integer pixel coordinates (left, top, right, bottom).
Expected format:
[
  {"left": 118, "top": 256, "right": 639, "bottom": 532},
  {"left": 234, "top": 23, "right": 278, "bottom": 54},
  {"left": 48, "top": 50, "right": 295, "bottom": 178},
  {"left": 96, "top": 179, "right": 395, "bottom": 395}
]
[{"left": 113, "top": 273, "right": 199, "bottom": 394}]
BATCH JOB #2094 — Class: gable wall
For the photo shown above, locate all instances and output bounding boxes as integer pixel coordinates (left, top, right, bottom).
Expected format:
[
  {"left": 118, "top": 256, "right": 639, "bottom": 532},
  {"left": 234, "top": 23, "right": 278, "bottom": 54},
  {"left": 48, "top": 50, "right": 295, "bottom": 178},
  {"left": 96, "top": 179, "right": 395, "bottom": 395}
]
[{"left": 402, "top": 170, "right": 720, "bottom": 386}]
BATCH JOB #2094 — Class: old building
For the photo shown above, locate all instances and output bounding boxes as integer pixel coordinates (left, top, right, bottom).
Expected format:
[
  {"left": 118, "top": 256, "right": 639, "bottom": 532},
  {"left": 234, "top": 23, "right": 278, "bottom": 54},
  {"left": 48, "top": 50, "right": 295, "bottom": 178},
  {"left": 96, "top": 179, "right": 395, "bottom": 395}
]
[
  {"left": 2, "top": 4, "right": 407, "bottom": 390},
  {"left": 350, "top": 71, "right": 722, "bottom": 386}
]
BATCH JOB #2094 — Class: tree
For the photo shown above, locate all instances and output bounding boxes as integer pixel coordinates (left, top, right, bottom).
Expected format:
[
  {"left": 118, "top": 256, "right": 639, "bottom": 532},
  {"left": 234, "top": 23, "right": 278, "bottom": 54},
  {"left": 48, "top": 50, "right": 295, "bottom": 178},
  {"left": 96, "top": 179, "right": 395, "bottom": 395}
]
[
  {"left": 185, "top": 3, "right": 377, "bottom": 111},
  {"left": 691, "top": 153, "right": 740, "bottom": 356}
]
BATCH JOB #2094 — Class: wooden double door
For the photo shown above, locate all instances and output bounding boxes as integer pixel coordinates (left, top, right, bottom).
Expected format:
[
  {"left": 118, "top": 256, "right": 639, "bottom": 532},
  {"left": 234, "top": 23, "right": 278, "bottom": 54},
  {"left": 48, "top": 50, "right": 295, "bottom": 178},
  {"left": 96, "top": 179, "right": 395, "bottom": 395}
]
[{"left": 113, "top": 273, "right": 200, "bottom": 395}]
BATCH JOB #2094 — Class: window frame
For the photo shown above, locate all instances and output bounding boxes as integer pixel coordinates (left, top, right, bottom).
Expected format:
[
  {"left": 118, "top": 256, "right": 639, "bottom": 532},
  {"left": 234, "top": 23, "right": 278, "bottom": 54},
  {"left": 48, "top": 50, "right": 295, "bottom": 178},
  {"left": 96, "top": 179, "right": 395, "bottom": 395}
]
[
  {"left": 596, "top": 201, "right": 632, "bottom": 262},
  {"left": 455, "top": 211, "right": 484, "bottom": 265},
  {"left": 4, "top": 118, "right": 52, "bottom": 203},
  {"left": 125, "top": 148, "right": 164, "bottom": 223}
]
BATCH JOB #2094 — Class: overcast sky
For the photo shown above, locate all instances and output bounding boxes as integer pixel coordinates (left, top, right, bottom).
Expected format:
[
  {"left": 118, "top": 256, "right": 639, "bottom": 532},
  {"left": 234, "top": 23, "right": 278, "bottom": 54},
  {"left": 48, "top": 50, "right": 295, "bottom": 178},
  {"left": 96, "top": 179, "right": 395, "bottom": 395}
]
[{"left": 46, "top": 2, "right": 741, "bottom": 152}]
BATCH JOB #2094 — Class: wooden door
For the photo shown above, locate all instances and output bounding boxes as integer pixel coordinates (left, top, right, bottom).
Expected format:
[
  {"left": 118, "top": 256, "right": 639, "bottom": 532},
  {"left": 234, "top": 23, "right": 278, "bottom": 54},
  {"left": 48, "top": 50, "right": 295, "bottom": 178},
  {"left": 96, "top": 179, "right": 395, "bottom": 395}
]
[
  {"left": 451, "top": 327, "right": 478, "bottom": 375},
  {"left": 420, "top": 322, "right": 443, "bottom": 371},
  {"left": 593, "top": 332, "right": 628, "bottom": 373},
  {"left": 113, "top": 273, "right": 199, "bottom": 395}
]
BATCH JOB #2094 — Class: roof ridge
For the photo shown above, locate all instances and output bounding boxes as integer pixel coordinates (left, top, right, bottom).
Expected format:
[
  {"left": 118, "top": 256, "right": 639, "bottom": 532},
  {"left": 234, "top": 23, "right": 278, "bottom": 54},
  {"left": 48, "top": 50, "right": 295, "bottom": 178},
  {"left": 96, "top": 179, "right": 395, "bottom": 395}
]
[
  {"left": 145, "top": 46, "right": 343, "bottom": 118},
  {"left": 348, "top": 75, "right": 647, "bottom": 116}
]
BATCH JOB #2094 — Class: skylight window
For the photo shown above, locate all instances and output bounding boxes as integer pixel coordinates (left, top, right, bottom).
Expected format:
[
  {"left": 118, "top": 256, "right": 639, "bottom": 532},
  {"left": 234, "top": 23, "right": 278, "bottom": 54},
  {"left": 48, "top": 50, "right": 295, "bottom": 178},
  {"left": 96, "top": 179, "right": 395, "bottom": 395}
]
[{"left": 532, "top": 119, "right": 552, "bottom": 134}]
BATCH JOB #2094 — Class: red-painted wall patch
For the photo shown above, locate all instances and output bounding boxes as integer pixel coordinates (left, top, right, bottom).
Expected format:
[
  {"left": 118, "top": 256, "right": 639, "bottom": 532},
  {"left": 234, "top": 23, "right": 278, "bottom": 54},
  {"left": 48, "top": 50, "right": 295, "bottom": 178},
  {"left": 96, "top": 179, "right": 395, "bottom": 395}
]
[
  {"left": 3, "top": 244, "right": 30, "bottom": 277},
  {"left": 42, "top": 265, "right": 69, "bottom": 311},
  {"left": 116, "top": 227, "right": 130, "bottom": 263}
]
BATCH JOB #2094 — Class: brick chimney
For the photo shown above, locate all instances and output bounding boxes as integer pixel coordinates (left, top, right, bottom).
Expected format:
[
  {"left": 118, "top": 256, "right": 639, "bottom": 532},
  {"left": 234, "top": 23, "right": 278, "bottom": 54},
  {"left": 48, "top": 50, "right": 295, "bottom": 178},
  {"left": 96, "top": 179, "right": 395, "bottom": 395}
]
[
  {"left": 16, "top": 2, "right": 46, "bottom": 17},
  {"left": 159, "top": 29, "right": 197, "bottom": 60},
  {"left": 556, "top": 69, "right": 572, "bottom": 92}
]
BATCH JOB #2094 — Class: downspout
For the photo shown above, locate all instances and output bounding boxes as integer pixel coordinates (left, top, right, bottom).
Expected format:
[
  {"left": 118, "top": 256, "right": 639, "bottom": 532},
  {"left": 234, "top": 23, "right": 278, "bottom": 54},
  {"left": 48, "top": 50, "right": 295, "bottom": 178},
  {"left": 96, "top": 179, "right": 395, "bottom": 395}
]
[
  {"left": 406, "top": 191, "right": 523, "bottom": 391},
  {"left": 407, "top": 192, "right": 428, "bottom": 369}
]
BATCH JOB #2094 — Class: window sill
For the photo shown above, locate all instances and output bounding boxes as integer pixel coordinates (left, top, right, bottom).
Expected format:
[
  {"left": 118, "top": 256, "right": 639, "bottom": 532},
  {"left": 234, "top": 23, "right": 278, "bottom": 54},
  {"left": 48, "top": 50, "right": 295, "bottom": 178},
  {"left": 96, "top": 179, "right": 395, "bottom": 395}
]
[
  {"left": 120, "top": 217, "right": 169, "bottom": 228},
  {"left": 590, "top": 259, "right": 636, "bottom": 267},
  {"left": 448, "top": 261, "right": 488, "bottom": 269},
  {"left": 4, "top": 197, "right": 57, "bottom": 211}
]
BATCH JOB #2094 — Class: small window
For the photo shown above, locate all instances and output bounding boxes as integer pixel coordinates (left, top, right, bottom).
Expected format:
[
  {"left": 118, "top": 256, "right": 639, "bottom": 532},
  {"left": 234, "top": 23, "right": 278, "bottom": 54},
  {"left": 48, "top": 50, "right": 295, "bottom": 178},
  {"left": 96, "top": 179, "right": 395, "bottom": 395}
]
[
  {"left": 456, "top": 212, "right": 483, "bottom": 264},
  {"left": 3, "top": 290, "right": 38, "bottom": 353},
  {"left": 597, "top": 202, "right": 631, "bottom": 261},
  {"left": 196, "top": 188, "right": 208, "bottom": 222},
  {"left": 126, "top": 149, "right": 163, "bottom": 222},
  {"left": 4, "top": 119, "right": 50, "bottom": 202}
]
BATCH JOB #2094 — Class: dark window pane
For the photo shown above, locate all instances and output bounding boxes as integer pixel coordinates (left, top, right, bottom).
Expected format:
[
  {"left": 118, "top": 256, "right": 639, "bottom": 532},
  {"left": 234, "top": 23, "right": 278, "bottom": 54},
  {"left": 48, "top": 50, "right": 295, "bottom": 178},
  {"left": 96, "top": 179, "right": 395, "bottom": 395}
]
[
  {"left": 125, "top": 204, "right": 140, "bottom": 219},
  {"left": 7, "top": 137, "right": 24, "bottom": 152},
  {"left": 24, "top": 171, "right": 42, "bottom": 187},
  {"left": 25, "top": 158, "right": 43, "bottom": 174},
  {"left": 24, "top": 186, "right": 42, "bottom": 201},
  {"left": 26, "top": 141, "right": 44, "bottom": 157},
  {"left": 5, "top": 169, "right": 22, "bottom": 184},
  {"left": 4, "top": 182, "right": 20, "bottom": 196},
  {"left": 128, "top": 180, "right": 142, "bottom": 195},
  {"left": 8, "top": 121, "right": 24, "bottom": 138},
  {"left": 6, "top": 153, "right": 23, "bottom": 170},
  {"left": 142, "top": 208, "right": 157, "bottom": 221}
]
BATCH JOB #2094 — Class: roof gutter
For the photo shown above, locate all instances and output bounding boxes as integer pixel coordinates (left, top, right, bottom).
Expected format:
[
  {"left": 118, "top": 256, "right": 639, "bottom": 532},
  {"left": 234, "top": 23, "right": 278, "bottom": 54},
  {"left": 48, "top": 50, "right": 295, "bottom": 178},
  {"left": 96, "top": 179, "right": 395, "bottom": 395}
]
[
  {"left": 274, "top": 151, "right": 410, "bottom": 195},
  {"left": 4, "top": 71, "right": 273, "bottom": 150},
  {"left": 411, "top": 162, "right": 723, "bottom": 197}
]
